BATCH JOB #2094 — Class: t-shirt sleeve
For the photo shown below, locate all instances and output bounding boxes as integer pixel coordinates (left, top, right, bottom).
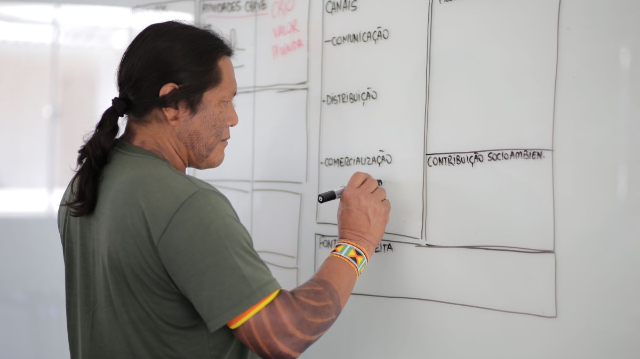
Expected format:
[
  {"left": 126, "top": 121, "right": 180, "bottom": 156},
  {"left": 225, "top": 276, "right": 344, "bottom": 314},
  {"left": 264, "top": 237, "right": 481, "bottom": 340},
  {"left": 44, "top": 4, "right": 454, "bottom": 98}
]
[{"left": 157, "top": 188, "right": 281, "bottom": 332}]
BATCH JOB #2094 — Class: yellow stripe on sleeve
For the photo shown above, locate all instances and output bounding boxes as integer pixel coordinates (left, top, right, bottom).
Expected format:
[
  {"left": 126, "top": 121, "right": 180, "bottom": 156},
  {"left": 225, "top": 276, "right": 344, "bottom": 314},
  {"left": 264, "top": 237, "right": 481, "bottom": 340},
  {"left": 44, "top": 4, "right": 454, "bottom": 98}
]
[{"left": 227, "top": 290, "right": 280, "bottom": 329}]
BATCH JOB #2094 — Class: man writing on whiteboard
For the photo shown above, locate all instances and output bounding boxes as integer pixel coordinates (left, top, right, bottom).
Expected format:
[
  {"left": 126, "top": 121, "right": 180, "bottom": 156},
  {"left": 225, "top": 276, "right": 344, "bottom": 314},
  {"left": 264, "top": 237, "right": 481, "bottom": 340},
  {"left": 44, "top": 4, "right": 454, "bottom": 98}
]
[{"left": 58, "top": 21, "right": 390, "bottom": 359}]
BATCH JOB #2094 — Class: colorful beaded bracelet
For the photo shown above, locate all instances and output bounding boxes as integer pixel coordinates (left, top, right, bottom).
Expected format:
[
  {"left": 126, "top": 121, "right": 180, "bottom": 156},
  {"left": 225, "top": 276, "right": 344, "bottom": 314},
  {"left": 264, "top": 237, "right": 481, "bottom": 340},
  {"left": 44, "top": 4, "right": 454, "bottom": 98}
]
[{"left": 330, "top": 240, "right": 369, "bottom": 277}]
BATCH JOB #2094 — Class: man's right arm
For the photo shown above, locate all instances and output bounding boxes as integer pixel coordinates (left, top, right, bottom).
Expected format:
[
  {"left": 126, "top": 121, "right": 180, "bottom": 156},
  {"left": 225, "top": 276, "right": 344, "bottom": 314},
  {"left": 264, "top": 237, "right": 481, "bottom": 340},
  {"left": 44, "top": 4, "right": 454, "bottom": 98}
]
[{"left": 233, "top": 172, "right": 390, "bottom": 359}]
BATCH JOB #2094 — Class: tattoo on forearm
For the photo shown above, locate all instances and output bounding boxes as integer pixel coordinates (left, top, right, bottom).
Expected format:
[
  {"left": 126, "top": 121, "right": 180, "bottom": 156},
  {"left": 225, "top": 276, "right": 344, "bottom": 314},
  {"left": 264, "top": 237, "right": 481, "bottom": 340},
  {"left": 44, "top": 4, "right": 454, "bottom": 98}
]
[{"left": 236, "top": 278, "right": 342, "bottom": 359}]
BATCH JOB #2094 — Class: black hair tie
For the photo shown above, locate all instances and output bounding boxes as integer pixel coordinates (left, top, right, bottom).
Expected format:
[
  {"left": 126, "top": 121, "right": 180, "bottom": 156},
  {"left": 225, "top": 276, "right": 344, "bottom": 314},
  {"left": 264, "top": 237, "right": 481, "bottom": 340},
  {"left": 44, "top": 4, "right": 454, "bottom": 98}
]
[{"left": 111, "top": 97, "right": 129, "bottom": 117}]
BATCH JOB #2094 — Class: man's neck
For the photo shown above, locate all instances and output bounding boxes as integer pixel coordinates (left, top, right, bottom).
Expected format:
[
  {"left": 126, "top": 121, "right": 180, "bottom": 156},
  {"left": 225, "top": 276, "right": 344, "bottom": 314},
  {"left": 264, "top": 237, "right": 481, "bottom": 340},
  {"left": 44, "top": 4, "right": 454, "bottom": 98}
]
[{"left": 121, "top": 121, "right": 189, "bottom": 173}]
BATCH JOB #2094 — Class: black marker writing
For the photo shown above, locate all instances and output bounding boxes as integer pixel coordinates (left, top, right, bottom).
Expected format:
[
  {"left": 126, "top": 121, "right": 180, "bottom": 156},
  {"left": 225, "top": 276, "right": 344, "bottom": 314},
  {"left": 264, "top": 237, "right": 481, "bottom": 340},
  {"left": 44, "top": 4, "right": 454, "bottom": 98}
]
[
  {"left": 375, "top": 242, "right": 394, "bottom": 253},
  {"left": 427, "top": 149, "right": 548, "bottom": 169},
  {"left": 427, "top": 152, "right": 485, "bottom": 168},
  {"left": 245, "top": 0, "right": 267, "bottom": 12},
  {"left": 323, "top": 151, "right": 392, "bottom": 168},
  {"left": 325, "top": 26, "right": 390, "bottom": 46},
  {"left": 319, "top": 238, "right": 338, "bottom": 249},
  {"left": 487, "top": 150, "right": 545, "bottom": 162},
  {"left": 323, "top": 88, "right": 378, "bottom": 106},
  {"left": 319, "top": 238, "right": 393, "bottom": 255},
  {"left": 202, "top": 1, "right": 242, "bottom": 13},
  {"left": 325, "top": 0, "right": 357, "bottom": 14}
]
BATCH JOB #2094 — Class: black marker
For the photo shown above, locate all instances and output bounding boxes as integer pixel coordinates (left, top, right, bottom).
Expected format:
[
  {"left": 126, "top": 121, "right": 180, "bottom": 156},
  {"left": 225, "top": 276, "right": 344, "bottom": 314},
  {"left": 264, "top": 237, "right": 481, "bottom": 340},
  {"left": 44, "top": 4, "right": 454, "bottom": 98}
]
[{"left": 318, "top": 179, "right": 383, "bottom": 203}]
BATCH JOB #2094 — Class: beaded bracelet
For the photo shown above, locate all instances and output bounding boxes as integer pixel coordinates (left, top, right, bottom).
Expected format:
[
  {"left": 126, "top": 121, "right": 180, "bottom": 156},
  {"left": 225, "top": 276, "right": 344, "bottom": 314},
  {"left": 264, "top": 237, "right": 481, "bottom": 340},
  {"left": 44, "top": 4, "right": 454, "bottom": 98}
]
[{"left": 330, "top": 240, "right": 369, "bottom": 278}]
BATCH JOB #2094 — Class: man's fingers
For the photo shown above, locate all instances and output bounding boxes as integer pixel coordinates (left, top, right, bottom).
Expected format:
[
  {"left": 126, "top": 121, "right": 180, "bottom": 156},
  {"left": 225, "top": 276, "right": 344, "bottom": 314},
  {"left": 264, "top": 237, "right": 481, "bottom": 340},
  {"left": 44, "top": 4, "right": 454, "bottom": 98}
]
[
  {"left": 360, "top": 177, "right": 380, "bottom": 193},
  {"left": 382, "top": 198, "right": 391, "bottom": 214},
  {"left": 346, "top": 172, "right": 373, "bottom": 189},
  {"left": 372, "top": 187, "right": 386, "bottom": 201}
]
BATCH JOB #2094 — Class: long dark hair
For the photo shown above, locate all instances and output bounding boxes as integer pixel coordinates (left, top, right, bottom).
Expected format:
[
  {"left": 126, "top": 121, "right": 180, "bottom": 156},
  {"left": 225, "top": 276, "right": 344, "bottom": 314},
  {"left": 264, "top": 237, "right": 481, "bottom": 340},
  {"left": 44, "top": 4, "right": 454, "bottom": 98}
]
[{"left": 64, "top": 21, "right": 234, "bottom": 217}]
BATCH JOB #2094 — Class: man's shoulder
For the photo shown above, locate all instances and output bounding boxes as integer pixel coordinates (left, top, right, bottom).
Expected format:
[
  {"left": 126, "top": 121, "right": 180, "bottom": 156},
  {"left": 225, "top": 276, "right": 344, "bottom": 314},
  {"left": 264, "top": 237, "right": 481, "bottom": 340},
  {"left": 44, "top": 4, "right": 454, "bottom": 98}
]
[
  {"left": 96, "top": 146, "right": 232, "bottom": 241},
  {"left": 108, "top": 144, "right": 221, "bottom": 199}
]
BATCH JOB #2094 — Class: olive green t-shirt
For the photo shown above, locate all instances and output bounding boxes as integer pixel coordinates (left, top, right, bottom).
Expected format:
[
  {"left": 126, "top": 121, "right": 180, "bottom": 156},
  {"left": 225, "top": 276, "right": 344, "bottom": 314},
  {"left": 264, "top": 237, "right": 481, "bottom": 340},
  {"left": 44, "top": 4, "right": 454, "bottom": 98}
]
[{"left": 58, "top": 140, "right": 280, "bottom": 359}]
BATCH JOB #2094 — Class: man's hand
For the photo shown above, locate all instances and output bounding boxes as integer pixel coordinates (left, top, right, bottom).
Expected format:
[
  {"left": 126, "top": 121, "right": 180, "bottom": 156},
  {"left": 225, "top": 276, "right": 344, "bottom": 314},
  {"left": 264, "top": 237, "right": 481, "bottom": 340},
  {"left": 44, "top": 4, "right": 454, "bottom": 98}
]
[{"left": 337, "top": 172, "right": 391, "bottom": 255}]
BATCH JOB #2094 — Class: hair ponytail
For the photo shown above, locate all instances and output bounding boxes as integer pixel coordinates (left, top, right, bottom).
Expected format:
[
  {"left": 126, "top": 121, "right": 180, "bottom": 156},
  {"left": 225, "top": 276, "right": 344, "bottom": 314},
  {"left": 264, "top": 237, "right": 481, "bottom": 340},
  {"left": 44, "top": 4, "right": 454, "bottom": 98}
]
[
  {"left": 64, "top": 102, "right": 123, "bottom": 217},
  {"left": 62, "top": 21, "right": 233, "bottom": 217}
]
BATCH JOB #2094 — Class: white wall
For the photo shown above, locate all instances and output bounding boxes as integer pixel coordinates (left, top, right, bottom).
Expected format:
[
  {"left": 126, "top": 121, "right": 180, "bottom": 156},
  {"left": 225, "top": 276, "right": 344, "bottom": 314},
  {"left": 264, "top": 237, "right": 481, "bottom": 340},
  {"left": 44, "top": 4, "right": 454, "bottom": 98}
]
[{"left": 0, "top": 218, "right": 68, "bottom": 359}]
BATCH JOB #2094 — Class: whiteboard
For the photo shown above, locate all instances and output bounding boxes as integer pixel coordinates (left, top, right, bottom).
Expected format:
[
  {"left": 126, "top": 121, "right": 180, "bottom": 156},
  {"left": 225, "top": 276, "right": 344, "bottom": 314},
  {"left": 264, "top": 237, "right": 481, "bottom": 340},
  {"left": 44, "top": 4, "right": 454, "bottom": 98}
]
[
  {"left": 194, "top": 0, "right": 639, "bottom": 358},
  {"left": 252, "top": 190, "right": 301, "bottom": 259},
  {"left": 306, "top": 0, "right": 640, "bottom": 358},
  {"left": 253, "top": 89, "right": 308, "bottom": 183}
]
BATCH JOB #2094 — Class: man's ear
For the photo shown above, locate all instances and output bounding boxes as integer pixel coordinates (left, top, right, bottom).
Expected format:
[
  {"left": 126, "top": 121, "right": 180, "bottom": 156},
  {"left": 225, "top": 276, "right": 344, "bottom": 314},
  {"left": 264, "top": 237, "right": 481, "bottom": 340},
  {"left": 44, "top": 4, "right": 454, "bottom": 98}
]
[{"left": 159, "top": 83, "right": 189, "bottom": 127}]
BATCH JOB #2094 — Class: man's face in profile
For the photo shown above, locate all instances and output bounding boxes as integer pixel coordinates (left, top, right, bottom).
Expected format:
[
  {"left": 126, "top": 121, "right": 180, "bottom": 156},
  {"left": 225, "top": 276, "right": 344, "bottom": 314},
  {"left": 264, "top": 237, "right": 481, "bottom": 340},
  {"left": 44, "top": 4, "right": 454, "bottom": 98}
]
[{"left": 176, "top": 56, "right": 238, "bottom": 170}]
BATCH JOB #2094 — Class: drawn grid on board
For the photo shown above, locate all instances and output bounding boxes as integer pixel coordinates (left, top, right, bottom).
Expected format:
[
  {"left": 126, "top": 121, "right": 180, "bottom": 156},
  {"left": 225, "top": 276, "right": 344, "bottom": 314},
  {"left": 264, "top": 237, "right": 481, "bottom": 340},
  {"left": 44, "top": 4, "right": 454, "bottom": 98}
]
[
  {"left": 199, "top": 0, "right": 309, "bottom": 88},
  {"left": 251, "top": 190, "right": 302, "bottom": 261},
  {"left": 313, "top": 0, "right": 562, "bottom": 319},
  {"left": 194, "top": 0, "right": 313, "bottom": 287},
  {"left": 317, "top": 0, "right": 431, "bottom": 240},
  {"left": 424, "top": 0, "right": 560, "bottom": 252},
  {"left": 314, "top": 234, "right": 557, "bottom": 318}
]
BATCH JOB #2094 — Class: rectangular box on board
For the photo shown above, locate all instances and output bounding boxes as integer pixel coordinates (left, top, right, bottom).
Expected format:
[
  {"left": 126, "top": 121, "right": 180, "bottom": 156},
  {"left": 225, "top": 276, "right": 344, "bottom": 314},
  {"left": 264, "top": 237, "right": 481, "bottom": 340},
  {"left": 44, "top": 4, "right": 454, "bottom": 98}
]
[
  {"left": 425, "top": 0, "right": 559, "bottom": 250},
  {"left": 315, "top": 235, "right": 557, "bottom": 317},
  {"left": 318, "top": 0, "right": 430, "bottom": 239},
  {"left": 200, "top": 0, "right": 309, "bottom": 87}
]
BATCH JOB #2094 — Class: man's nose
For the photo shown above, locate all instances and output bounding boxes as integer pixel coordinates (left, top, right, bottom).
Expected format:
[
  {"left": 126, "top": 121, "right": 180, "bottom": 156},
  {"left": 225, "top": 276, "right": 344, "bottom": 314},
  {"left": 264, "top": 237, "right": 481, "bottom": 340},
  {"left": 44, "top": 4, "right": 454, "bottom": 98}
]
[{"left": 228, "top": 106, "right": 239, "bottom": 127}]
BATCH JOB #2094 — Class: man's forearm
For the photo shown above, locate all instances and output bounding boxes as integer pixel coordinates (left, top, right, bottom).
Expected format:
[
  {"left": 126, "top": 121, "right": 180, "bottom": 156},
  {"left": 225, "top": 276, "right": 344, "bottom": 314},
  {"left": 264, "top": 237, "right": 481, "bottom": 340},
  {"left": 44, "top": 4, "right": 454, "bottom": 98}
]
[{"left": 234, "top": 254, "right": 363, "bottom": 359}]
